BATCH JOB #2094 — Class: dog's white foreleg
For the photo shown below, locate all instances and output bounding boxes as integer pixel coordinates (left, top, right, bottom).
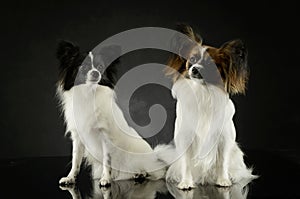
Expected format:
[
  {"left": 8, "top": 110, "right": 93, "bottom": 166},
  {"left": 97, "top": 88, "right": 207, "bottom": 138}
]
[
  {"left": 216, "top": 135, "right": 233, "bottom": 187},
  {"left": 177, "top": 152, "right": 195, "bottom": 190},
  {"left": 60, "top": 132, "right": 84, "bottom": 185},
  {"left": 99, "top": 139, "right": 112, "bottom": 187}
]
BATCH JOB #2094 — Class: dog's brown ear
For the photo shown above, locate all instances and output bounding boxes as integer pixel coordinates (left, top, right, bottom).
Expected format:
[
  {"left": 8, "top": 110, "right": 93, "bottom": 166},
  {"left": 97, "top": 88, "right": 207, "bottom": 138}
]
[
  {"left": 165, "top": 24, "right": 203, "bottom": 82},
  {"left": 170, "top": 24, "right": 202, "bottom": 59},
  {"left": 176, "top": 23, "right": 202, "bottom": 43},
  {"left": 220, "top": 39, "right": 248, "bottom": 67},
  {"left": 219, "top": 39, "right": 249, "bottom": 94}
]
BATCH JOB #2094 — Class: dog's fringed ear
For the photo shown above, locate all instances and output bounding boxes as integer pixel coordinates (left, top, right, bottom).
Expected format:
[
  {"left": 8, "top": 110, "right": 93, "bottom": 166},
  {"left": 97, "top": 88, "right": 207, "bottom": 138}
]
[
  {"left": 176, "top": 23, "right": 202, "bottom": 43},
  {"left": 165, "top": 24, "right": 203, "bottom": 81},
  {"left": 56, "top": 40, "right": 81, "bottom": 67},
  {"left": 56, "top": 40, "right": 86, "bottom": 90},
  {"left": 93, "top": 45, "right": 121, "bottom": 88},
  {"left": 96, "top": 45, "right": 122, "bottom": 69},
  {"left": 219, "top": 39, "right": 249, "bottom": 94},
  {"left": 220, "top": 39, "right": 248, "bottom": 68},
  {"left": 171, "top": 24, "right": 203, "bottom": 59}
]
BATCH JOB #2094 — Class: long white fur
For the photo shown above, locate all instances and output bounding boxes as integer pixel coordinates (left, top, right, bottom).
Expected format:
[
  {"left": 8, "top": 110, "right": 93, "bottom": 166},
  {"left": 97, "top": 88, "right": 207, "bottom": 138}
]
[
  {"left": 159, "top": 77, "right": 256, "bottom": 189},
  {"left": 58, "top": 54, "right": 165, "bottom": 186}
]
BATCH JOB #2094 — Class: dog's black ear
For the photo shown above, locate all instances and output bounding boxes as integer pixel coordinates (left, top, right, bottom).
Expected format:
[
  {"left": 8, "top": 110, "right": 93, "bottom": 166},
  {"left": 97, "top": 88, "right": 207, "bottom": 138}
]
[
  {"left": 97, "top": 45, "right": 121, "bottom": 67},
  {"left": 220, "top": 39, "right": 248, "bottom": 67},
  {"left": 56, "top": 40, "right": 86, "bottom": 91},
  {"left": 94, "top": 45, "right": 121, "bottom": 88},
  {"left": 56, "top": 40, "right": 81, "bottom": 67}
]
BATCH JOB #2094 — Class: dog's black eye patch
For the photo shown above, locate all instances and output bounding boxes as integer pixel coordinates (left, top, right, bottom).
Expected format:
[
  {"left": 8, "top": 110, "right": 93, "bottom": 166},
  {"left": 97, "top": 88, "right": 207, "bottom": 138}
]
[
  {"left": 95, "top": 64, "right": 105, "bottom": 73},
  {"left": 80, "top": 65, "right": 92, "bottom": 73}
]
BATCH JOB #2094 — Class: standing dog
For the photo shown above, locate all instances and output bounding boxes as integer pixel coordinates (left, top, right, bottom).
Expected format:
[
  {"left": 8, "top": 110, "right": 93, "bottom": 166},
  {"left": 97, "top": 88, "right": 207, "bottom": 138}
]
[
  {"left": 163, "top": 25, "right": 257, "bottom": 190},
  {"left": 56, "top": 41, "right": 165, "bottom": 187}
]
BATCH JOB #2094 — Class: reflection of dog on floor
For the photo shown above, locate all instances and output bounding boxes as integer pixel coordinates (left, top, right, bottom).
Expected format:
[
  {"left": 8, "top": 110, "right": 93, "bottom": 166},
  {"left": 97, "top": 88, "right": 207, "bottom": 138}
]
[
  {"left": 56, "top": 41, "right": 165, "bottom": 187},
  {"left": 161, "top": 24, "right": 257, "bottom": 190},
  {"left": 60, "top": 179, "right": 168, "bottom": 199},
  {"left": 167, "top": 181, "right": 249, "bottom": 199}
]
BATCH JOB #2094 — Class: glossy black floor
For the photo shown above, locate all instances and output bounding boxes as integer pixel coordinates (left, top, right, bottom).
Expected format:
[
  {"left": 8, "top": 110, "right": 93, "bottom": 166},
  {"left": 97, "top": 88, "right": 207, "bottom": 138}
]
[{"left": 1, "top": 150, "right": 299, "bottom": 199}]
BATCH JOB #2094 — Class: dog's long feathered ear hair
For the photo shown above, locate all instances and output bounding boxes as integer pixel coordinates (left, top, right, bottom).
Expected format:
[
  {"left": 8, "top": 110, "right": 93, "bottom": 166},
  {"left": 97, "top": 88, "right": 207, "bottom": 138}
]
[
  {"left": 56, "top": 40, "right": 86, "bottom": 90},
  {"left": 165, "top": 24, "right": 202, "bottom": 82},
  {"left": 176, "top": 23, "right": 202, "bottom": 44},
  {"left": 214, "top": 39, "right": 249, "bottom": 94},
  {"left": 56, "top": 40, "right": 81, "bottom": 68}
]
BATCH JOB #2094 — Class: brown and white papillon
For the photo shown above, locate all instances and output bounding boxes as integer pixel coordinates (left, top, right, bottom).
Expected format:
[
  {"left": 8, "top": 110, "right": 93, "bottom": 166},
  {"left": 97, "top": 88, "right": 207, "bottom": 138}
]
[{"left": 161, "top": 24, "right": 257, "bottom": 190}]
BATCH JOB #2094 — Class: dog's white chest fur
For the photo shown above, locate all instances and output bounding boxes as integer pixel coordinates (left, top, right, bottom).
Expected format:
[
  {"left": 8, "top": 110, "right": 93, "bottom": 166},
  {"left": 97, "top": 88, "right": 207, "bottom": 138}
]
[
  {"left": 60, "top": 84, "right": 165, "bottom": 181},
  {"left": 63, "top": 84, "right": 107, "bottom": 134},
  {"left": 63, "top": 84, "right": 154, "bottom": 152},
  {"left": 172, "top": 78, "right": 235, "bottom": 152},
  {"left": 165, "top": 78, "right": 254, "bottom": 187}
]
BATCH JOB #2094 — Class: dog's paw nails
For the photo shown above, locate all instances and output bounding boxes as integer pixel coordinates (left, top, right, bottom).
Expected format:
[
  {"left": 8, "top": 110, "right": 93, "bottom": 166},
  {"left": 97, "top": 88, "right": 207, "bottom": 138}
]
[
  {"left": 59, "top": 184, "right": 75, "bottom": 191},
  {"left": 133, "top": 172, "right": 147, "bottom": 178},
  {"left": 133, "top": 172, "right": 147, "bottom": 183},
  {"left": 216, "top": 178, "right": 232, "bottom": 187},
  {"left": 177, "top": 181, "right": 195, "bottom": 190},
  {"left": 59, "top": 176, "right": 76, "bottom": 186},
  {"left": 100, "top": 188, "right": 112, "bottom": 197},
  {"left": 99, "top": 178, "right": 111, "bottom": 187}
]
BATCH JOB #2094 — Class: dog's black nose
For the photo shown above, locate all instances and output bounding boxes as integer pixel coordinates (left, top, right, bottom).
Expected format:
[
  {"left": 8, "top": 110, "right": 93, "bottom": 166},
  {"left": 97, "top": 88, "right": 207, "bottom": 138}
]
[
  {"left": 91, "top": 70, "right": 99, "bottom": 78},
  {"left": 192, "top": 67, "right": 198, "bottom": 75}
]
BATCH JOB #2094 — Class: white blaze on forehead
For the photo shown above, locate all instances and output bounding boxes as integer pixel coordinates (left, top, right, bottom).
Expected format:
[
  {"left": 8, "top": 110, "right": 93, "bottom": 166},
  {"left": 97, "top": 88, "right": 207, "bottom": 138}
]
[
  {"left": 88, "top": 51, "right": 95, "bottom": 69},
  {"left": 190, "top": 46, "right": 208, "bottom": 69},
  {"left": 197, "top": 46, "right": 208, "bottom": 64}
]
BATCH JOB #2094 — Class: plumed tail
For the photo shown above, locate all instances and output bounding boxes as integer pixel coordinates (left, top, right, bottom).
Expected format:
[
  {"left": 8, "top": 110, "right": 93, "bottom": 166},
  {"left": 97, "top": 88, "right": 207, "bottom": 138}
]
[
  {"left": 154, "top": 144, "right": 177, "bottom": 166},
  {"left": 229, "top": 144, "right": 259, "bottom": 186},
  {"left": 152, "top": 144, "right": 179, "bottom": 181}
]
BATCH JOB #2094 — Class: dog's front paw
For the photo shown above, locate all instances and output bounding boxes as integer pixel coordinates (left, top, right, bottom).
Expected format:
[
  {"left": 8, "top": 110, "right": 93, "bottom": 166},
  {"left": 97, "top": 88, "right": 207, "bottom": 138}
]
[
  {"left": 100, "top": 186, "right": 112, "bottom": 198},
  {"left": 177, "top": 181, "right": 195, "bottom": 190},
  {"left": 216, "top": 177, "right": 232, "bottom": 187},
  {"left": 59, "top": 176, "right": 76, "bottom": 185},
  {"left": 133, "top": 172, "right": 148, "bottom": 183},
  {"left": 99, "top": 178, "right": 111, "bottom": 187}
]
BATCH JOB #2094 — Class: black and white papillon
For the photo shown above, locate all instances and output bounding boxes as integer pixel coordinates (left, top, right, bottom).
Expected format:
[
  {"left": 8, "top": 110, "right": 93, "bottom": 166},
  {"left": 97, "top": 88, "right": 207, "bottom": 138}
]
[
  {"left": 161, "top": 25, "right": 257, "bottom": 190},
  {"left": 56, "top": 41, "right": 165, "bottom": 187}
]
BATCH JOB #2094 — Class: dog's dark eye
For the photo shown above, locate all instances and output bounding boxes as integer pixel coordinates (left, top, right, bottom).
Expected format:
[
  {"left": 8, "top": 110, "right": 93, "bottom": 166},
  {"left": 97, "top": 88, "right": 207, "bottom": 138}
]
[
  {"left": 96, "top": 64, "right": 104, "bottom": 71},
  {"left": 80, "top": 65, "right": 90, "bottom": 73},
  {"left": 189, "top": 56, "right": 197, "bottom": 64}
]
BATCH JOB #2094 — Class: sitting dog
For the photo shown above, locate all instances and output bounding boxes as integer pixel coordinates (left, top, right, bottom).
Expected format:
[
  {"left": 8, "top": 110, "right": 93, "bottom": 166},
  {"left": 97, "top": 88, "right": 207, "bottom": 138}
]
[
  {"left": 56, "top": 41, "right": 165, "bottom": 187},
  {"left": 161, "top": 25, "right": 257, "bottom": 190}
]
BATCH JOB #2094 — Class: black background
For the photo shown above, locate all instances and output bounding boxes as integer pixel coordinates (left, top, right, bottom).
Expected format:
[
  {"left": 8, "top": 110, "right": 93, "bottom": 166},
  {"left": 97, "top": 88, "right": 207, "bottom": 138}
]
[{"left": 1, "top": 0, "right": 299, "bottom": 164}]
